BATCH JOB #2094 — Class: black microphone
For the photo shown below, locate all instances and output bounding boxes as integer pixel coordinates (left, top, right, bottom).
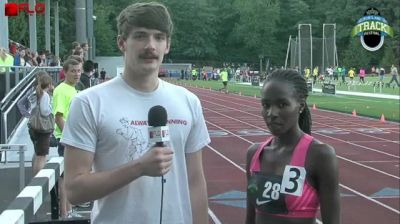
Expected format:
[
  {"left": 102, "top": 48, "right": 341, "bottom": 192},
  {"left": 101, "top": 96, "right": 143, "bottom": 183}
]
[
  {"left": 148, "top": 105, "right": 169, "bottom": 147},
  {"left": 148, "top": 105, "right": 169, "bottom": 224}
]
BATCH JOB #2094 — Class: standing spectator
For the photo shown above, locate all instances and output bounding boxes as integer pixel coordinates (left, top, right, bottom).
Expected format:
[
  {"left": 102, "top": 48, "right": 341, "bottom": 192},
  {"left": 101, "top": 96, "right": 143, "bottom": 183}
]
[
  {"left": 379, "top": 66, "right": 385, "bottom": 84},
  {"left": 335, "top": 66, "right": 341, "bottom": 82},
  {"left": 388, "top": 64, "right": 399, "bottom": 87},
  {"left": 28, "top": 71, "right": 54, "bottom": 175},
  {"left": 52, "top": 59, "right": 82, "bottom": 218},
  {"left": 80, "top": 60, "right": 95, "bottom": 89},
  {"left": 348, "top": 67, "right": 355, "bottom": 84},
  {"left": 359, "top": 68, "right": 366, "bottom": 84},
  {"left": 312, "top": 66, "right": 318, "bottom": 84},
  {"left": 100, "top": 68, "right": 106, "bottom": 81},
  {"left": 219, "top": 68, "right": 229, "bottom": 93},
  {"left": 81, "top": 42, "right": 89, "bottom": 60},
  {"left": 341, "top": 66, "right": 347, "bottom": 84},
  {"left": 62, "top": 2, "right": 210, "bottom": 223}
]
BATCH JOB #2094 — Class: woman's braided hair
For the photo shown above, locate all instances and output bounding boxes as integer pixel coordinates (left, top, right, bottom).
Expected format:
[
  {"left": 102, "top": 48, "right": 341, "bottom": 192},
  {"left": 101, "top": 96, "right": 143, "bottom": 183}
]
[{"left": 264, "top": 69, "right": 312, "bottom": 135}]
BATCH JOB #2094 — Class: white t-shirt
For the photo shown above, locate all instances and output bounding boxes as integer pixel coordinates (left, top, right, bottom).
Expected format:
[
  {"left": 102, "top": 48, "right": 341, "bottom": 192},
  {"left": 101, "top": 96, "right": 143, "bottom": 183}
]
[{"left": 61, "top": 76, "right": 210, "bottom": 224}]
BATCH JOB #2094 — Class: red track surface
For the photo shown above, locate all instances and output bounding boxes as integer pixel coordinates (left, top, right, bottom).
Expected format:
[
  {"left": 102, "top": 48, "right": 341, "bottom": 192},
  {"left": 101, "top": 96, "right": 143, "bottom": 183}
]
[{"left": 185, "top": 85, "right": 399, "bottom": 224}]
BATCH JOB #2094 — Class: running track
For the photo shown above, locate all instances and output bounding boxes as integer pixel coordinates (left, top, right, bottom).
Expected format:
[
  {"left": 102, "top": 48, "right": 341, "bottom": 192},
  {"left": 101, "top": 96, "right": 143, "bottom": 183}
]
[{"left": 182, "top": 84, "right": 399, "bottom": 224}]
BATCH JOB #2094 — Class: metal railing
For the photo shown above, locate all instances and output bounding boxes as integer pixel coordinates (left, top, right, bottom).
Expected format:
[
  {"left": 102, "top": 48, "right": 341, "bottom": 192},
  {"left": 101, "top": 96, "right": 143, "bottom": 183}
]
[{"left": 0, "top": 144, "right": 26, "bottom": 190}]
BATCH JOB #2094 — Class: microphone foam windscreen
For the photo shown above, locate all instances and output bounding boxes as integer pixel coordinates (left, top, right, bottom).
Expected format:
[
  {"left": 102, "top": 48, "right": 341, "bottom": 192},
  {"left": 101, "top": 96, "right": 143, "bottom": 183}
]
[{"left": 148, "top": 105, "right": 168, "bottom": 127}]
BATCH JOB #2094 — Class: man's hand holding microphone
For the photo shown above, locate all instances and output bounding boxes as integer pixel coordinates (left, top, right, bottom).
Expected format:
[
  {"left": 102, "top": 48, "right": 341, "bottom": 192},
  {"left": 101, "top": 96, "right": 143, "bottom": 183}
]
[{"left": 140, "top": 105, "right": 173, "bottom": 177}]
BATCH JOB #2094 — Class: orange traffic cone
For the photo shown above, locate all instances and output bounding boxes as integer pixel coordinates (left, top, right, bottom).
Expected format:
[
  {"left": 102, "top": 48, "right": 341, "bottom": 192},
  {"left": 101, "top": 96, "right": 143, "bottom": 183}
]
[
  {"left": 380, "top": 114, "right": 386, "bottom": 123},
  {"left": 312, "top": 104, "right": 317, "bottom": 110},
  {"left": 352, "top": 109, "right": 357, "bottom": 117}
]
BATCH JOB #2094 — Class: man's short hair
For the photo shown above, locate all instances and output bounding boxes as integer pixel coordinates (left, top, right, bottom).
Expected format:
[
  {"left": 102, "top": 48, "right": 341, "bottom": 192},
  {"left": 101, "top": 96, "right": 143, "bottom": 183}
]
[
  {"left": 67, "top": 55, "right": 83, "bottom": 63},
  {"left": 83, "top": 60, "right": 94, "bottom": 73},
  {"left": 63, "top": 59, "right": 81, "bottom": 72},
  {"left": 117, "top": 2, "right": 173, "bottom": 39}
]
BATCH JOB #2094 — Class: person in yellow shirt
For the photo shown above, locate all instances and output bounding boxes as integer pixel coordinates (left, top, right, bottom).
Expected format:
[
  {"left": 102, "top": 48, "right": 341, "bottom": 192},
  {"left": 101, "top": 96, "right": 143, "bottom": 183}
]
[
  {"left": 52, "top": 58, "right": 81, "bottom": 218},
  {"left": 219, "top": 68, "right": 229, "bottom": 93},
  {"left": 0, "top": 47, "right": 14, "bottom": 73},
  {"left": 348, "top": 68, "right": 355, "bottom": 84},
  {"left": 305, "top": 67, "right": 311, "bottom": 79},
  {"left": 312, "top": 66, "right": 319, "bottom": 84}
]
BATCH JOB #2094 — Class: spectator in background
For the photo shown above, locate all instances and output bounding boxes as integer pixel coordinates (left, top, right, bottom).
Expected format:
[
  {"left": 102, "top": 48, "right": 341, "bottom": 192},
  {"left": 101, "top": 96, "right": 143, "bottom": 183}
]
[
  {"left": 100, "top": 68, "right": 106, "bottom": 81},
  {"left": 341, "top": 66, "right": 347, "bottom": 84},
  {"left": 379, "top": 66, "right": 385, "bottom": 84},
  {"left": 359, "top": 68, "right": 366, "bottom": 84},
  {"left": 0, "top": 47, "right": 14, "bottom": 73},
  {"left": 81, "top": 42, "right": 89, "bottom": 60},
  {"left": 9, "top": 41, "right": 17, "bottom": 56},
  {"left": 71, "top": 41, "right": 80, "bottom": 54},
  {"left": 388, "top": 64, "right": 399, "bottom": 87},
  {"left": 219, "top": 68, "right": 229, "bottom": 93},
  {"left": 80, "top": 60, "right": 95, "bottom": 89},
  {"left": 28, "top": 71, "right": 54, "bottom": 176},
  {"left": 348, "top": 67, "right": 355, "bottom": 84},
  {"left": 52, "top": 58, "right": 82, "bottom": 218},
  {"left": 13, "top": 48, "right": 26, "bottom": 66},
  {"left": 73, "top": 47, "right": 84, "bottom": 61},
  {"left": 37, "top": 51, "right": 47, "bottom": 67}
]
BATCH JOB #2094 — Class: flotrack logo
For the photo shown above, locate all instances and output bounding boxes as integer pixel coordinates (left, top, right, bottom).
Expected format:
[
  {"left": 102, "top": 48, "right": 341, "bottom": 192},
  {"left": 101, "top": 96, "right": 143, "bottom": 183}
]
[
  {"left": 351, "top": 8, "right": 394, "bottom": 51},
  {"left": 5, "top": 2, "right": 45, "bottom": 16}
]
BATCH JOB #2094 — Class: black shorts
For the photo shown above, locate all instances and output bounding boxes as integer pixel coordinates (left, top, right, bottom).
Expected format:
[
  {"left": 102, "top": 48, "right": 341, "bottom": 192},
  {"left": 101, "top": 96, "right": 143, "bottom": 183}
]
[
  {"left": 57, "top": 138, "right": 65, "bottom": 157},
  {"left": 29, "top": 128, "right": 50, "bottom": 156},
  {"left": 222, "top": 81, "right": 228, "bottom": 86}
]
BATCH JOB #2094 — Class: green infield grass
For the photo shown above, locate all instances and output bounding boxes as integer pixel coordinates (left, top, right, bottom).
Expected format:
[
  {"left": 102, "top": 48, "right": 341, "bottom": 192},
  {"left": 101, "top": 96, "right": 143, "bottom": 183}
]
[{"left": 170, "top": 79, "right": 399, "bottom": 122}]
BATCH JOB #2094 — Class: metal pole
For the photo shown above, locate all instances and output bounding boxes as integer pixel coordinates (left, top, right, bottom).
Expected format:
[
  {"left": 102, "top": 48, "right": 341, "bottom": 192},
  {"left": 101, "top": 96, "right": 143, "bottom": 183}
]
[
  {"left": 19, "top": 145, "right": 25, "bottom": 191},
  {"left": 75, "top": 0, "right": 87, "bottom": 43},
  {"left": 284, "top": 35, "right": 291, "bottom": 69},
  {"left": 310, "top": 25, "right": 313, "bottom": 75},
  {"left": 0, "top": 0, "right": 9, "bottom": 49},
  {"left": 322, "top": 24, "right": 325, "bottom": 73},
  {"left": 54, "top": 1, "right": 59, "bottom": 57},
  {"left": 45, "top": 0, "right": 51, "bottom": 52},
  {"left": 86, "top": 0, "right": 94, "bottom": 60},
  {"left": 298, "top": 25, "right": 301, "bottom": 74},
  {"left": 29, "top": 0, "right": 37, "bottom": 52}
]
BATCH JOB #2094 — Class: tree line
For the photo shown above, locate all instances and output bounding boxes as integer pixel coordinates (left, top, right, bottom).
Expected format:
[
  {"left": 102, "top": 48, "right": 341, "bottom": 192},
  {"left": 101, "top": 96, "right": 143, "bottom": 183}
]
[{"left": 8, "top": 0, "right": 399, "bottom": 69}]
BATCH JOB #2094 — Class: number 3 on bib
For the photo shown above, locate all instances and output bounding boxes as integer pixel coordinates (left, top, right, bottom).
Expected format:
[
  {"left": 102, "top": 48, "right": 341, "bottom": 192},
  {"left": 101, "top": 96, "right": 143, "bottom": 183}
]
[{"left": 280, "top": 165, "right": 306, "bottom": 196}]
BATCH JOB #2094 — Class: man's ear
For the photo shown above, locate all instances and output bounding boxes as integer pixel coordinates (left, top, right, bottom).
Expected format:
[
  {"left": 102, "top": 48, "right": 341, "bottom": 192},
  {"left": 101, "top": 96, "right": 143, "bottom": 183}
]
[{"left": 117, "top": 35, "right": 126, "bottom": 52}]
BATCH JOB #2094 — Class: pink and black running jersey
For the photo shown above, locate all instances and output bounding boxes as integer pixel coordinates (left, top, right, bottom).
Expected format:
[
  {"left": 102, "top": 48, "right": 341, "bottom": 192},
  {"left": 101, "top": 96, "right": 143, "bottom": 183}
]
[{"left": 248, "top": 134, "right": 319, "bottom": 218}]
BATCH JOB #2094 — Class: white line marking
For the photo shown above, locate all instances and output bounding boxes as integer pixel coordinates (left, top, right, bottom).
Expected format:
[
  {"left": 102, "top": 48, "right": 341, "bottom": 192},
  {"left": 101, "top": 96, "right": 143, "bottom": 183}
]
[{"left": 208, "top": 208, "right": 222, "bottom": 224}]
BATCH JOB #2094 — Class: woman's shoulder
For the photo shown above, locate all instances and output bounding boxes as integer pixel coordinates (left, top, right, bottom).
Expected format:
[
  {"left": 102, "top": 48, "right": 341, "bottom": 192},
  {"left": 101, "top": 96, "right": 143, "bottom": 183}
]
[
  {"left": 307, "top": 139, "right": 337, "bottom": 168},
  {"left": 246, "top": 143, "right": 261, "bottom": 163}
]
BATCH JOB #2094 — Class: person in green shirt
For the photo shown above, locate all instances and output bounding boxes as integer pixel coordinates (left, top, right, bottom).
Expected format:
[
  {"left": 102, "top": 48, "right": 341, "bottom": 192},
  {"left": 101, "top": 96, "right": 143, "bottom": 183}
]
[{"left": 52, "top": 58, "right": 81, "bottom": 218}]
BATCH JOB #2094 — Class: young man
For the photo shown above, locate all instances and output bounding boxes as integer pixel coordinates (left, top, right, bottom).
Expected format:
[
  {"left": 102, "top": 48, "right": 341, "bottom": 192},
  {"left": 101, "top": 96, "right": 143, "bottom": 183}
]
[
  {"left": 62, "top": 2, "right": 210, "bottom": 224},
  {"left": 52, "top": 58, "right": 81, "bottom": 218},
  {"left": 80, "top": 60, "right": 95, "bottom": 89}
]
